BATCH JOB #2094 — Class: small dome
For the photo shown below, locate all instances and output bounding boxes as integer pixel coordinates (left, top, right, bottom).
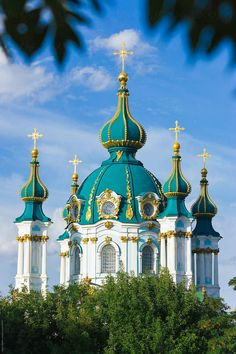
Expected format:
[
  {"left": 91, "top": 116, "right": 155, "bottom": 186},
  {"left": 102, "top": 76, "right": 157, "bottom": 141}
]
[
  {"left": 162, "top": 148, "right": 191, "bottom": 198},
  {"left": 100, "top": 74, "right": 146, "bottom": 150},
  {"left": 191, "top": 168, "right": 217, "bottom": 218},
  {"left": 20, "top": 150, "right": 48, "bottom": 202}
]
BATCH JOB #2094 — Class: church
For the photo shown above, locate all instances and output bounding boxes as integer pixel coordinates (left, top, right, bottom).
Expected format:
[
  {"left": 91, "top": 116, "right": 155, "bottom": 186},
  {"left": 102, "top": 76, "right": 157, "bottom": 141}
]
[{"left": 14, "top": 45, "right": 221, "bottom": 298}]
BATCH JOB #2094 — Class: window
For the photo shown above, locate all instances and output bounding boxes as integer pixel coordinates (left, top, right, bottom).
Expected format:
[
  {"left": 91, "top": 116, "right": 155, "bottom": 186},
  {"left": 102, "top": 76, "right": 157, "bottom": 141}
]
[
  {"left": 142, "top": 245, "right": 154, "bottom": 273},
  {"left": 74, "top": 247, "right": 80, "bottom": 275},
  {"left": 101, "top": 245, "right": 116, "bottom": 273}
]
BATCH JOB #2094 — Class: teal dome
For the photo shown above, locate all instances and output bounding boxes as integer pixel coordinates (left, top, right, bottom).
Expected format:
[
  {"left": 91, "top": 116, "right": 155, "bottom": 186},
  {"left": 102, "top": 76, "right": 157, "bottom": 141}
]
[
  {"left": 20, "top": 149, "right": 48, "bottom": 202},
  {"left": 100, "top": 72, "right": 146, "bottom": 150},
  {"left": 162, "top": 143, "right": 191, "bottom": 198},
  {"left": 76, "top": 148, "right": 166, "bottom": 224},
  {"left": 191, "top": 168, "right": 217, "bottom": 218}
]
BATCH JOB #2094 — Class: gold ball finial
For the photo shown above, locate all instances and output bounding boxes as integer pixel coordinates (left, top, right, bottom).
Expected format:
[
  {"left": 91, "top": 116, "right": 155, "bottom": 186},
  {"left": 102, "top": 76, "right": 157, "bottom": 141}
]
[
  {"left": 72, "top": 172, "right": 78, "bottom": 182},
  {"left": 172, "top": 141, "right": 180, "bottom": 153},
  {"left": 201, "top": 167, "right": 208, "bottom": 178},
  {"left": 31, "top": 148, "right": 38, "bottom": 159},
  {"left": 118, "top": 71, "right": 128, "bottom": 85}
]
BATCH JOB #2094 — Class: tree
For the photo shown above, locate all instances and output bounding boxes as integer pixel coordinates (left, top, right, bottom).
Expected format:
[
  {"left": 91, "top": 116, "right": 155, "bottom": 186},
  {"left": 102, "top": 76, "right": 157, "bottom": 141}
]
[{"left": 1, "top": 1, "right": 236, "bottom": 64}]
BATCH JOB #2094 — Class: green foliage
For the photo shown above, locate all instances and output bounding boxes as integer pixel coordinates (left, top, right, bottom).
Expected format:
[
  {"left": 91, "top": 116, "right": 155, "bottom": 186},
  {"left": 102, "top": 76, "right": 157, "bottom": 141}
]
[
  {"left": 229, "top": 276, "right": 236, "bottom": 291},
  {"left": 0, "top": 0, "right": 104, "bottom": 63},
  {"left": 0, "top": 273, "right": 235, "bottom": 353},
  {"left": 147, "top": 0, "right": 236, "bottom": 59}
]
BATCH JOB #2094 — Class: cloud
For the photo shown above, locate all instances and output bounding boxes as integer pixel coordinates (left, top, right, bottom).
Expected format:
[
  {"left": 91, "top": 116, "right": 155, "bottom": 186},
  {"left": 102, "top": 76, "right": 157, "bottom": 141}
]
[
  {"left": 90, "top": 29, "right": 154, "bottom": 54},
  {"left": 71, "top": 66, "right": 114, "bottom": 91}
]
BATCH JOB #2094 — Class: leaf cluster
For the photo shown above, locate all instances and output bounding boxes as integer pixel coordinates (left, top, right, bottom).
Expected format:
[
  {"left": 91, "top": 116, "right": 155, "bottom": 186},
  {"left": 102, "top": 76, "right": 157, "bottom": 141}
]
[{"left": 0, "top": 272, "right": 235, "bottom": 353}]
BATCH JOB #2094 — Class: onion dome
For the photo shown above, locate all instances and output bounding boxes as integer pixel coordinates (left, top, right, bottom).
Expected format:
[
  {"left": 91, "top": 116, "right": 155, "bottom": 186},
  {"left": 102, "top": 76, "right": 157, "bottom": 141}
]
[
  {"left": 15, "top": 131, "right": 50, "bottom": 223},
  {"left": 162, "top": 141, "right": 191, "bottom": 198},
  {"left": 191, "top": 149, "right": 219, "bottom": 237},
  {"left": 20, "top": 149, "right": 48, "bottom": 202},
  {"left": 191, "top": 167, "right": 217, "bottom": 218},
  {"left": 159, "top": 122, "right": 191, "bottom": 218},
  {"left": 100, "top": 71, "right": 146, "bottom": 150}
]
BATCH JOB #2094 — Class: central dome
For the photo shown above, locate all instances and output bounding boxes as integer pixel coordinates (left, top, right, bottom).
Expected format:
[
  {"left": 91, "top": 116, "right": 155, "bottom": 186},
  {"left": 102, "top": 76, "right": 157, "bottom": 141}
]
[{"left": 76, "top": 71, "right": 165, "bottom": 225}]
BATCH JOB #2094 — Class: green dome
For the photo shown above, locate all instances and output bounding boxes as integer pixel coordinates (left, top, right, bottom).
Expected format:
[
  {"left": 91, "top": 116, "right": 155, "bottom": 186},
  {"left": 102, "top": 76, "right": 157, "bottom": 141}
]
[
  {"left": 162, "top": 143, "right": 191, "bottom": 198},
  {"left": 76, "top": 148, "right": 166, "bottom": 224},
  {"left": 191, "top": 168, "right": 217, "bottom": 218},
  {"left": 20, "top": 149, "right": 48, "bottom": 202},
  {"left": 100, "top": 73, "right": 146, "bottom": 150}
]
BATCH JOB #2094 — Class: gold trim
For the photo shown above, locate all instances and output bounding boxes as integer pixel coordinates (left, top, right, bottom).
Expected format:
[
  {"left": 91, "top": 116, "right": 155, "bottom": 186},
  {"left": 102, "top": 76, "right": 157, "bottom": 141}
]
[
  {"left": 147, "top": 237, "right": 152, "bottom": 245},
  {"left": 105, "top": 236, "right": 112, "bottom": 244},
  {"left": 90, "top": 237, "right": 98, "bottom": 244},
  {"left": 121, "top": 236, "right": 129, "bottom": 243},
  {"left": 105, "top": 221, "right": 113, "bottom": 229},
  {"left": 125, "top": 168, "right": 133, "bottom": 220},
  {"left": 86, "top": 168, "right": 105, "bottom": 221},
  {"left": 159, "top": 231, "right": 192, "bottom": 239},
  {"left": 97, "top": 189, "right": 121, "bottom": 220},
  {"left": 192, "top": 248, "right": 219, "bottom": 254},
  {"left": 116, "top": 150, "right": 123, "bottom": 161},
  {"left": 131, "top": 236, "right": 138, "bottom": 243},
  {"left": 138, "top": 193, "right": 161, "bottom": 220},
  {"left": 82, "top": 238, "right": 89, "bottom": 244}
]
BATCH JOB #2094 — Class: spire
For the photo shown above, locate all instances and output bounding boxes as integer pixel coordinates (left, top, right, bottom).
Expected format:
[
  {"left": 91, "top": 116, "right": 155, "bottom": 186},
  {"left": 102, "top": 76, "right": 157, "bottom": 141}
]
[
  {"left": 159, "top": 120, "right": 191, "bottom": 218},
  {"left": 191, "top": 148, "right": 219, "bottom": 236},
  {"left": 15, "top": 129, "right": 50, "bottom": 222},
  {"left": 100, "top": 42, "right": 146, "bottom": 151},
  {"left": 68, "top": 154, "right": 82, "bottom": 194}
]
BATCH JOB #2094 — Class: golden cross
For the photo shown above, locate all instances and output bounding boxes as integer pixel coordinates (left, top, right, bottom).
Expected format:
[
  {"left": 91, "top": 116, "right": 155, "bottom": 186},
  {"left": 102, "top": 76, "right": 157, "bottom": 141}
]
[
  {"left": 197, "top": 148, "right": 211, "bottom": 168},
  {"left": 113, "top": 42, "right": 134, "bottom": 73},
  {"left": 169, "top": 120, "right": 185, "bottom": 142},
  {"left": 68, "top": 154, "right": 82, "bottom": 174},
  {"left": 27, "top": 128, "right": 43, "bottom": 149}
]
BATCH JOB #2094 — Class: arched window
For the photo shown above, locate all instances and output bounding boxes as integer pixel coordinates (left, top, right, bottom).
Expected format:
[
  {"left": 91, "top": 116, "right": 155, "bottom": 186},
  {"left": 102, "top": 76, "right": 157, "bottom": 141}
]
[
  {"left": 74, "top": 247, "right": 80, "bottom": 275},
  {"left": 142, "top": 245, "right": 154, "bottom": 273},
  {"left": 101, "top": 244, "right": 116, "bottom": 273}
]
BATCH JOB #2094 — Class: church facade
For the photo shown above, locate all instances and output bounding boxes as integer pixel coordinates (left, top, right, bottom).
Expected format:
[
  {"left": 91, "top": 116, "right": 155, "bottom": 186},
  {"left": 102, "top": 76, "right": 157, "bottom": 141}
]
[{"left": 14, "top": 53, "right": 221, "bottom": 297}]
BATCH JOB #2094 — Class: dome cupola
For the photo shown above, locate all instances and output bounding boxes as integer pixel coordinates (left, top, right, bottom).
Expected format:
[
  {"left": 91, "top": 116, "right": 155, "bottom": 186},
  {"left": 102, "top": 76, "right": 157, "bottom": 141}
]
[{"left": 100, "top": 44, "right": 146, "bottom": 150}]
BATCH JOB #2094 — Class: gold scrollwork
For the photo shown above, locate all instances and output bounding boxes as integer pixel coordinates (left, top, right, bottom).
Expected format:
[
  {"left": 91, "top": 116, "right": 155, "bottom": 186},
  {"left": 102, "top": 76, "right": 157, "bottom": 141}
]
[
  {"left": 116, "top": 150, "right": 123, "bottom": 161},
  {"left": 60, "top": 251, "right": 69, "bottom": 257},
  {"left": 90, "top": 237, "right": 98, "bottom": 244},
  {"left": 105, "top": 221, "right": 113, "bottom": 229},
  {"left": 105, "top": 236, "right": 112, "bottom": 244},
  {"left": 86, "top": 169, "right": 105, "bottom": 221},
  {"left": 147, "top": 237, "right": 152, "bottom": 245},
  {"left": 131, "top": 236, "right": 138, "bottom": 243},
  {"left": 82, "top": 238, "right": 89, "bottom": 244},
  {"left": 126, "top": 168, "right": 134, "bottom": 220},
  {"left": 120, "top": 236, "right": 129, "bottom": 243},
  {"left": 138, "top": 193, "right": 161, "bottom": 220}
]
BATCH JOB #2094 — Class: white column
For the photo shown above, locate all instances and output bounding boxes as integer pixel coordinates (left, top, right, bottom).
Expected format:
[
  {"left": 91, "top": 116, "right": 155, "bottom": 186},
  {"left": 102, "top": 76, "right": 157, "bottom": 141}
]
[
  {"left": 41, "top": 240, "right": 47, "bottom": 276},
  {"left": 24, "top": 240, "right": 30, "bottom": 274},
  {"left": 17, "top": 240, "right": 23, "bottom": 276},
  {"left": 191, "top": 252, "right": 195, "bottom": 284},
  {"left": 205, "top": 252, "right": 212, "bottom": 285},
  {"left": 60, "top": 254, "right": 65, "bottom": 284},
  {"left": 160, "top": 236, "right": 166, "bottom": 267},
  {"left": 214, "top": 252, "right": 219, "bottom": 286},
  {"left": 200, "top": 252, "right": 205, "bottom": 285},
  {"left": 130, "top": 238, "right": 138, "bottom": 275},
  {"left": 186, "top": 237, "right": 192, "bottom": 274}
]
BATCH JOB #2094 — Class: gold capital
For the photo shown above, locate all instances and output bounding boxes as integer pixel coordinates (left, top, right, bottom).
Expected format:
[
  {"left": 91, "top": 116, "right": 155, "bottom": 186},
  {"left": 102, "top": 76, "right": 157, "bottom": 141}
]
[
  {"left": 169, "top": 120, "right": 185, "bottom": 142},
  {"left": 28, "top": 128, "right": 43, "bottom": 149},
  {"left": 113, "top": 42, "right": 134, "bottom": 73}
]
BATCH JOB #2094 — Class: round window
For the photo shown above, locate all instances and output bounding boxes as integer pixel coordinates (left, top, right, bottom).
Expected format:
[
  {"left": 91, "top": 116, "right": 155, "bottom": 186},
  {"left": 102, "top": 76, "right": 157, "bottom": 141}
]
[
  {"left": 101, "top": 201, "right": 116, "bottom": 215},
  {"left": 143, "top": 202, "right": 155, "bottom": 217}
]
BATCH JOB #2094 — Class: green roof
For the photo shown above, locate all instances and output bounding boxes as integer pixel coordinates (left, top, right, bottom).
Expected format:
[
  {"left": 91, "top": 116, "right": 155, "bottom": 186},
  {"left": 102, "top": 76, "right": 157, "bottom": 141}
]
[{"left": 57, "top": 230, "right": 70, "bottom": 241}]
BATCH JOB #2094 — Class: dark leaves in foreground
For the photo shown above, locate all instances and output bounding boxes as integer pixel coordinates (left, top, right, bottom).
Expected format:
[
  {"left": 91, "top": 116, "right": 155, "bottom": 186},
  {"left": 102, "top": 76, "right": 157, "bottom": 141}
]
[{"left": 147, "top": 0, "right": 236, "bottom": 59}]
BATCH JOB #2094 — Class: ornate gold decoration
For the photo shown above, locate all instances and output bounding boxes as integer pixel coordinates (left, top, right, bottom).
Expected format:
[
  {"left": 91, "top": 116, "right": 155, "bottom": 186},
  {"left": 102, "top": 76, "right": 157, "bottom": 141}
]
[
  {"left": 60, "top": 251, "right": 69, "bottom": 257},
  {"left": 131, "top": 236, "right": 138, "bottom": 243},
  {"left": 116, "top": 150, "right": 123, "bottom": 161},
  {"left": 97, "top": 189, "right": 121, "bottom": 219},
  {"left": 147, "top": 222, "right": 156, "bottom": 230},
  {"left": 73, "top": 240, "right": 78, "bottom": 246},
  {"left": 120, "top": 236, "right": 129, "bottom": 243},
  {"left": 90, "top": 237, "right": 98, "bottom": 244},
  {"left": 105, "top": 236, "right": 112, "bottom": 244},
  {"left": 105, "top": 221, "right": 113, "bottom": 229},
  {"left": 68, "top": 240, "right": 72, "bottom": 246},
  {"left": 82, "top": 238, "right": 89, "bottom": 244},
  {"left": 113, "top": 42, "right": 134, "bottom": 73},
  {"left": 86, "top": 169, "right": 105, "bottom": 221},
  {"left": 198, "top": 148, "right": 211, "bottom": 168},
  {"left": 147, "top": 237, "right": 152, "bottom": 245},
  {"left": 159, "top": 231, "right": 192, "bottom": 239},
  {"left": 137, "top": 192, "right": 161, "bottom": 220},
  {"left": 125, "top": 168, "right": 134, "bottom": 220}
]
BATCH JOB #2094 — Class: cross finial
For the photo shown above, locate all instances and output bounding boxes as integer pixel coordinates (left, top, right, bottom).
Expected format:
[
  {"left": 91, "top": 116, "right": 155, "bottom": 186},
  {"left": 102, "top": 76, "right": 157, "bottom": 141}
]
[
  {"left": 197, "top": 148, "right": 211, "bottom": 168},
  {"left": 28, "top": 128, "right": 43, "bottom": 149},
  {"left": 68, "top": 154, "right": 82, "bottom": 174},
  {"left": 113, "top": 42, "right": 134, "bottom": 73},
  {"left": 169, "top": 120, "right": 185, "bottom": 142}
]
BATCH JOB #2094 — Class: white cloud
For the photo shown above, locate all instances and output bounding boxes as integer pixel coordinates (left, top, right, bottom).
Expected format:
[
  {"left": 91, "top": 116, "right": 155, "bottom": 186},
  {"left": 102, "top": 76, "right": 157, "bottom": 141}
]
[
  {"left": 71, "top": 66, "right": 114, "bottom": 91},
  {"left": 90, "top": 29, "right": 154, "bottom": 54}
]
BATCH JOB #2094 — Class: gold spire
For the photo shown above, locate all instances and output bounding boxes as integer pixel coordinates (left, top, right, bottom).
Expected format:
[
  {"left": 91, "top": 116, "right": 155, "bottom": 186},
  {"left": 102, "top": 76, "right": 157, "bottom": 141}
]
[
  {"left": 68, "top": 154, "right": 82, "bottom": 182},
  {"left": 27, "top": 128, "right": 43, "bottom": 158},
  {"left": 197, "top": 148, "right": 211, "bottom": 169},
  {"left": 113, "top": 42, "right": 134, "bottom": 74},
  {"left": 169, "top": 120, "right": 185, "bottom": 155}
]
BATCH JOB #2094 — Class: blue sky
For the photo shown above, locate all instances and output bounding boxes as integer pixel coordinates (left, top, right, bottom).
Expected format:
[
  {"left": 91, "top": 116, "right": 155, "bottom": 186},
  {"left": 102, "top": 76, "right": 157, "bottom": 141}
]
[{"left": 0, "top": 1, "right": 235, "bottom": 307}]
